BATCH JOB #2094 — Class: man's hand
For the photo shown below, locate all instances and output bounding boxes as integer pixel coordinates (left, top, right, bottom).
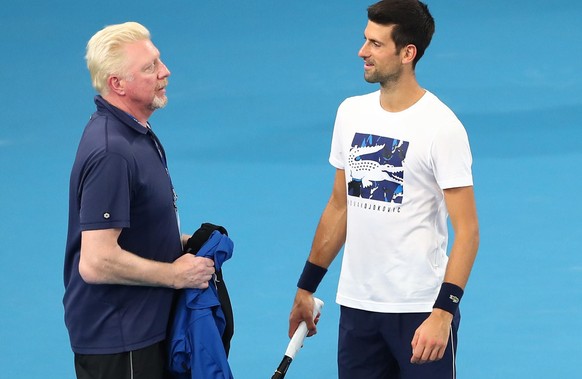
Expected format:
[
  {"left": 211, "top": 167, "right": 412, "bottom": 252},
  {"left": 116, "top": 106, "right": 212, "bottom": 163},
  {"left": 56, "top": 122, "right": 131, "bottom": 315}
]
[
  {"left": 410, "top": 309, "right": 453, "bottom": 364},
  {"left": 171, "top": 254, "right": 215, "bottom": 289},
  {"left": 288, "top": 289, "right": 317, "bottom": 338}
]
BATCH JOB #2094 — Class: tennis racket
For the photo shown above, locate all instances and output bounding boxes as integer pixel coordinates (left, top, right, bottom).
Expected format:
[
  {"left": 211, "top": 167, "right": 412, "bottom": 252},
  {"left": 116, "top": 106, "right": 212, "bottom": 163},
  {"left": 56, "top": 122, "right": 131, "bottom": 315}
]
[{"left": 271, "top": 297, "right": 324, "bottom": 379}]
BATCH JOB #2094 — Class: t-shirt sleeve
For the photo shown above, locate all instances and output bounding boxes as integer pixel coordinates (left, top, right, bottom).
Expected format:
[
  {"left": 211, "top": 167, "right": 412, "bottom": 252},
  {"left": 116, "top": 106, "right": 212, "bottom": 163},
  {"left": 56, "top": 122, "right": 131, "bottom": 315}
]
[
  {"left": 431, "top": 122, "right": 474, "bottom": 189},
  {"left": 329, "top": 102, "right": 346, "bottom": 169},
  {"left": 79, "top": 152, "right": 132, "bottom": 230}
]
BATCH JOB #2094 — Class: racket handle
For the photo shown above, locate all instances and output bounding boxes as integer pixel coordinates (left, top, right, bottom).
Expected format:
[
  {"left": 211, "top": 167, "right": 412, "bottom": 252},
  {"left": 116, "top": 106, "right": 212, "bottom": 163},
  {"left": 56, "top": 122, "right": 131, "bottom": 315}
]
[
  {"left": 271, "top": 355, "right": 293, "bottom": 379},
  {"left": 272, "top": 297, "right": 324, "bottom": 378},
  {"left": 285, "top": 297, "right": 324, "bottom": 358}
]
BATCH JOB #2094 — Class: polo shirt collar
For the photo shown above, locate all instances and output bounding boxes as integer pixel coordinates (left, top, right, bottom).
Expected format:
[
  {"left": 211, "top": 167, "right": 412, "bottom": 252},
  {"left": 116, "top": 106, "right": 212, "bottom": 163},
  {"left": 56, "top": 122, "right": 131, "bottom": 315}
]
[{"left": 94, "top": 95, "right": 150, "bottom": 135}]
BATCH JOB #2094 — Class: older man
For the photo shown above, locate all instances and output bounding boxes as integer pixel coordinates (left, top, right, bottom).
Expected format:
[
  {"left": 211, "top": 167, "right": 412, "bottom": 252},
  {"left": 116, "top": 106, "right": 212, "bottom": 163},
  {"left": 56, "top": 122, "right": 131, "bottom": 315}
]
[{"left": 63, "top": 22, "right": 215, "bottom": 379}]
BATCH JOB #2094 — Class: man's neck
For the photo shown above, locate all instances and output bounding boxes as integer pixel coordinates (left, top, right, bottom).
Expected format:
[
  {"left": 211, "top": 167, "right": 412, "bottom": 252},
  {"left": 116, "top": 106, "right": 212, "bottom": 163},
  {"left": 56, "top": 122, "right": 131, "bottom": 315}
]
[
  {"left": 102, "top": 94, "right": 152, "bottom": 127},
  {"left": 378, "top": 75, "right": 425, "bottom": 113}
]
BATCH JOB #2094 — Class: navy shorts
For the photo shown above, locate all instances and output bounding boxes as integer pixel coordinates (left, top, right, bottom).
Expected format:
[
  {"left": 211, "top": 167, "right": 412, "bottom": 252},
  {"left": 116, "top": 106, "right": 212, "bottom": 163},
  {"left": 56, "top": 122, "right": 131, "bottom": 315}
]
[{"left": 338, "top": 306, "right": 461, "bottom": 379}]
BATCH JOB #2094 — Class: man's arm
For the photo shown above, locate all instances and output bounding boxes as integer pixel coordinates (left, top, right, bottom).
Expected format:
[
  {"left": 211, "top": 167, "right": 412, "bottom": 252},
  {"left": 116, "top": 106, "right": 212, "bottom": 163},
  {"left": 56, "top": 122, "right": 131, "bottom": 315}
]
[
  {"left": 288, "top": 169, "right": 347, "bottom": 338},
  {"left": 410, "top": 185, "right": 480, "bottom": 364},
  {"left": 181, "top": 234, "right": 191, "bottom": 250},
  {"left": 79, "top": 228, "right": 215, "bottom": 289}
]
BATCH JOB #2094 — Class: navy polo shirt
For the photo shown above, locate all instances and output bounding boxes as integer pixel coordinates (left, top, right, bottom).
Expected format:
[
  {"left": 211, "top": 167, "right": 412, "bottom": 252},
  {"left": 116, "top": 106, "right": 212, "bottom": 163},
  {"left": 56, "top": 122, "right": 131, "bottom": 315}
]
[{"left": 63, "top": 96, "right": 182, "bottom": 354}]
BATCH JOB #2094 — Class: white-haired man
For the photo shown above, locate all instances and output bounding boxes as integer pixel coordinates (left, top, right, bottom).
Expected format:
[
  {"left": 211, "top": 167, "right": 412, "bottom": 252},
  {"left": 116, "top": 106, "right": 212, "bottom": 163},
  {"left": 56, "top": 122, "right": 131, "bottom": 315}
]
[{"left": 63, "top": 22, "right": 215, "bottom": 379}]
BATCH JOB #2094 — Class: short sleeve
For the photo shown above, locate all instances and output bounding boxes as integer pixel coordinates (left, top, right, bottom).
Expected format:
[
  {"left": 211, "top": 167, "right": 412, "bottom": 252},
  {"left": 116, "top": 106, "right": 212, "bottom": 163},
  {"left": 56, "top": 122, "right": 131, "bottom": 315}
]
[
  {"left": 431, "top": 123, "right": 473, "bottom": 189},
  {"left": 329, "top": 102, "right": 346, "bottom": 169},
  {"left": 79, "top": 152, "right": 132, "bottom": 230}
]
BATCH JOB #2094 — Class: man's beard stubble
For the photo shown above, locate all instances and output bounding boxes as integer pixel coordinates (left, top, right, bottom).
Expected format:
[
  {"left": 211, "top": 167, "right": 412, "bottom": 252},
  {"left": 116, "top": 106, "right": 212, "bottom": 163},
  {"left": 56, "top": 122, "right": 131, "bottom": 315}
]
[{"left": 150, "top": 79, "right": 169, "bottom": 110}]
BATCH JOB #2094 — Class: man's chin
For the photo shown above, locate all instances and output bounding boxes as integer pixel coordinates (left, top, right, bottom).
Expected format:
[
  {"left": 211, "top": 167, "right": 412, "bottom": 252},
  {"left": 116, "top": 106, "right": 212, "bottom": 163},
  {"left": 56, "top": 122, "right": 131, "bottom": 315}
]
[
  {"left": 363, "top": 72, "right": 379, "bottom": 84},
  {"left": 151, "top": 96, "right": 168, "bottom": 110}
]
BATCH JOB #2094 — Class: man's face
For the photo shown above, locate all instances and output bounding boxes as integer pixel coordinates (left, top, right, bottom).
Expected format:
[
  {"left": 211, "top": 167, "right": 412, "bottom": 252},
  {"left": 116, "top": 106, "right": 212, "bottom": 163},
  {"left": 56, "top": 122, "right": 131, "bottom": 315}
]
[
  {"left": 121, "top": 39, "right": 170, "bottom": 112},
  {"left": 358, "top": 21, "right": 403, "bottom": 85}
]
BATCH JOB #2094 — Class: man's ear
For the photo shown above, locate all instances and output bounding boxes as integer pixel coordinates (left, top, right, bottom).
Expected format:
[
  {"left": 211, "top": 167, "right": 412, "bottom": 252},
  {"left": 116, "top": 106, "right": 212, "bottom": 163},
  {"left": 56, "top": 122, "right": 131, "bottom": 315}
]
[
  {"left": 401, "top": 44, "right": 417, "bottom": 65},
  {"left": 107, "top": 75, "right": 125, "bottom": 96}
]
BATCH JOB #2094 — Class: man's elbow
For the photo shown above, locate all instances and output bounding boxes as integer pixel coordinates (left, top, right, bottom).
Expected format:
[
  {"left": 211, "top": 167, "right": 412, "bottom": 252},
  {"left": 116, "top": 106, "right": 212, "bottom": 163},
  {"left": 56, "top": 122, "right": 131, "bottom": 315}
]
[
  {"left": 78, "top": 253, "right": 107, "bottom": 284},
  {"left": 457, "top": 222, "right": 480, "bottom": 254},
  {"left": 471, "top": 225, "right": 480, "bottom": 253}
]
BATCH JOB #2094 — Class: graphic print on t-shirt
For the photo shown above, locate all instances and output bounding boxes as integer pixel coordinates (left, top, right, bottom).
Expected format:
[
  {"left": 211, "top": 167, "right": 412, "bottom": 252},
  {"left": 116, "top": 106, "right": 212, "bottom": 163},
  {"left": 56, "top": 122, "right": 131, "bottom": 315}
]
[{"left": 347, "top": 133, "right": 409, "bottom": 203}]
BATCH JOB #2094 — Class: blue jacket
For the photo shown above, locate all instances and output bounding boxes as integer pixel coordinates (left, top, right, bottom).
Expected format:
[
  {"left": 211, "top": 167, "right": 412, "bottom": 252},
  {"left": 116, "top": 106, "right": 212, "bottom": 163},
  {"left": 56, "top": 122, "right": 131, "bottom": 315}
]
[{"left": 168, "top": 231, "right": 234, "bottom": 379}]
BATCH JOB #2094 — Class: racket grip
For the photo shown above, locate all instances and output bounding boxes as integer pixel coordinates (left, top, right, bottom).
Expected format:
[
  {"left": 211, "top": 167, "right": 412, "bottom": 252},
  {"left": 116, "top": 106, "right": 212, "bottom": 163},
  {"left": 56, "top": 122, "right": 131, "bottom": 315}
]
[
  {"left": 271, "top": 355, "right": 292, "bottom": 379},
  {"left": 284, "top": 297, "right": 324, "bottom": 358},
  {"left": 272, "top": 297, "right": 324, "bottom": 378}
]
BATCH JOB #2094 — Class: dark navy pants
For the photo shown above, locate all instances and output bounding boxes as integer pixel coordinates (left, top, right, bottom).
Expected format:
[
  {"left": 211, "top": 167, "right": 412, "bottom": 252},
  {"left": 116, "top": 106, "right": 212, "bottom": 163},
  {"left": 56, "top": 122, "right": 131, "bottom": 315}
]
[
  {"left": 74, "top": 341, "right": 171, "bottom": 379},
  {"left": 338, "top": 306, "right": 461, "bottom": 379}
]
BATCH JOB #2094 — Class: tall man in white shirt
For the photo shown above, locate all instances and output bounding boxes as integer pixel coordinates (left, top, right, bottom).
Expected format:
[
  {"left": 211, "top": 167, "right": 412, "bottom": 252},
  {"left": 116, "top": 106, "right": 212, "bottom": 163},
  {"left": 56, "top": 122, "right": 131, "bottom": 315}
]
[{"left": 287, "top": 1, "right": 479, "bottom": 378}]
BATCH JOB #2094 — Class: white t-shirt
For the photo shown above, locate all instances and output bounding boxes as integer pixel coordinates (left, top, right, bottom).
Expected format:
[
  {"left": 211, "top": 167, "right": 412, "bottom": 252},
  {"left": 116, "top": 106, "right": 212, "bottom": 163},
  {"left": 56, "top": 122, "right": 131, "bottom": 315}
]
[{"left": 329, "top": 90, "right": 473, "bottom": 313}]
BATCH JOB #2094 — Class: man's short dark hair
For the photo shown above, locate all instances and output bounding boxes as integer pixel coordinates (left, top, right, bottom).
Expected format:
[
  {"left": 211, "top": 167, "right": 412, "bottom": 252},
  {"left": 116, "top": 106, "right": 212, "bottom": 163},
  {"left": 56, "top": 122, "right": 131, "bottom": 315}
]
[{"left": 367, "top": 0, "right": 435, "bottom": 67}]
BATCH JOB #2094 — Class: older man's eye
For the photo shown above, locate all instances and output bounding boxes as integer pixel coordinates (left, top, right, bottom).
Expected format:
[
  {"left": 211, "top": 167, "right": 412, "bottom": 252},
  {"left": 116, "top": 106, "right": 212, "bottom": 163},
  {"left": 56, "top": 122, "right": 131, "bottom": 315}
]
[{"left": 144, "top": 62, "right": 156, "bottom": 73}]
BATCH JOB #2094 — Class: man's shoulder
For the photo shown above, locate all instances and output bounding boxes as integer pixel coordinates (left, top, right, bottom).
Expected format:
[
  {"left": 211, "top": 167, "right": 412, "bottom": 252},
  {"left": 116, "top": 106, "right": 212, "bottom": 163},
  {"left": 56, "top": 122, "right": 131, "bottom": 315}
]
[
  {"left": 76, "top": 112, "right": 138, "bottom": 162},
  {"left": 421, "top": 91, "right": 459, "bottom": 117},
  {"left": 338, "top": 90, "right": 380, "bottom": 111},
  {"left": 83, "top": 112, "right": 123, "bottom": 140},
  {"left": 344, "top": 90, "right": 379, "bottom": 103}
]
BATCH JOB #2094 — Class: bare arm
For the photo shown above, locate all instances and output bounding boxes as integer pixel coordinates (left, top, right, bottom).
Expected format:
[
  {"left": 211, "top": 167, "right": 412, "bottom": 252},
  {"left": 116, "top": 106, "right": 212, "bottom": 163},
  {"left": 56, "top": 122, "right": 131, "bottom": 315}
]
[
  {"left": 79, "top": 228, "right": 215, "bottom": 289},
  {"left": 181, "top": 234, "right": 191, "bottom": 250},
  {"left": 288, "top": 169, "right": 347, "bottom": 337},
  {"left": 411, "top": 185, "right": 480, "bottom": 364},
  {"left": 441, "top": 186, "right": 480, "bottom": 288}
]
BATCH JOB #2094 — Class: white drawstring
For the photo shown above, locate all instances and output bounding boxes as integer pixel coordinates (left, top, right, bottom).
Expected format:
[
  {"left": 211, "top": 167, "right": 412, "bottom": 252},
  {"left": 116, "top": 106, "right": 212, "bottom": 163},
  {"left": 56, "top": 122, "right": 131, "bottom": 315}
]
[
  {"left": 450, "top": 325, "right": 456, "bottom": 379},
  {"left": 129, "top": 351, "right": 134, "bottom": 379}
]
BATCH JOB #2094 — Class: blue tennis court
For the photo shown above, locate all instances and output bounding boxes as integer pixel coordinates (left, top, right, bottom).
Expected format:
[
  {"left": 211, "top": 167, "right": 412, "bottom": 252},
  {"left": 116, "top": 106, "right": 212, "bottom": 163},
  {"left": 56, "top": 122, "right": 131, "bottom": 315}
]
[{"left": 1, "top": 1, "right": 581, "bottom": 378}]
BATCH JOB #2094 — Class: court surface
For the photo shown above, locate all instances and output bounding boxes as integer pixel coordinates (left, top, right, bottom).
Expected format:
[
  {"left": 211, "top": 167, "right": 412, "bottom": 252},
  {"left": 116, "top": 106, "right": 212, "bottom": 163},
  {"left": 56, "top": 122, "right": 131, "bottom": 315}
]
[{"left": 1, "top": 1, "right": 581, "bottom": 378}]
